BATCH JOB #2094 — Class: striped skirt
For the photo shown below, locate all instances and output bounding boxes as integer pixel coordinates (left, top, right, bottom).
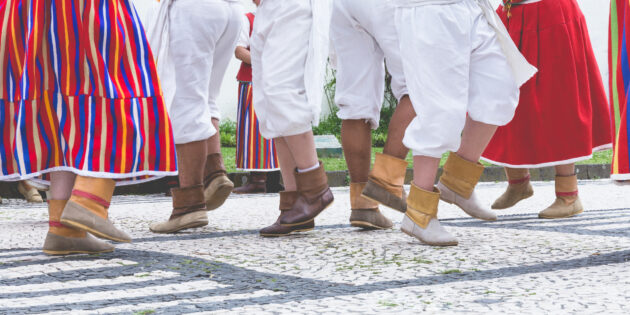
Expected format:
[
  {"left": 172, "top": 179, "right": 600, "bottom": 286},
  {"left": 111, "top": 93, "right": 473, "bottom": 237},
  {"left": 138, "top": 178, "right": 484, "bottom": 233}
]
[
  {"left": 235, "top": 81, "right": 278, "bottom": 171},
  {"left": 610, "top": 0, "right": 630, "bottom": 180},
  {"left": 0, "top": 0, "right": 177, "bottom": 185}
]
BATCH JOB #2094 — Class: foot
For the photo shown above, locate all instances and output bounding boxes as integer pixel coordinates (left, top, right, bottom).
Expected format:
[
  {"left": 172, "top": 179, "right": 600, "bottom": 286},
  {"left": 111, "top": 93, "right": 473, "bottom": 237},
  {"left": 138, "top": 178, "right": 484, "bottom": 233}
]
[
  {"left": 349, "top": 209, "right": 393, "bottom": 230},
  {"left": 491, "top": 182, "right": 534, "bottom": 209},
  {"left": 233, "top": 181, "right": 266, "bottom": 194},
  {"left": 538, "top": 196, "right": 583, "bottom": 219},
  {"left": 278, "top": 188, "right": 334, "bottom": 226},
  {"left": 42, "top": 232, "right": 114, "bottom": 255},
  {"left": 204, "top": 174, "right": 234, "bottom": 210},
  {"left": 259, "top": 219, "right": 315, "bottom": 237},
  {"left": 401, "top": 215, "right": 458, "bottom": 246},
  {"left": 361, "top": 179, "right": 407, "bottom": 213},
  {"left": 436, "top": 182, "right": 497, "bottom": 221},
  {"left": 150, "top": 211, "right": 209, "bottom": 233},
  {"left": 60, "top": 201, "right": 132, "bottom": 243}
]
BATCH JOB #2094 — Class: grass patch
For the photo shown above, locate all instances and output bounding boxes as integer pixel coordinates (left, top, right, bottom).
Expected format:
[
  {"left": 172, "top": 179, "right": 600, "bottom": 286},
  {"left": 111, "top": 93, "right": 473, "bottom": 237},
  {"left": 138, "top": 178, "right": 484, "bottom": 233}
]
[
  {"left": 220, "top": 147, "right": 613, "bottom": 173},
  {"left": 440, "top": 269, "right": 462, "bottom": 274}
]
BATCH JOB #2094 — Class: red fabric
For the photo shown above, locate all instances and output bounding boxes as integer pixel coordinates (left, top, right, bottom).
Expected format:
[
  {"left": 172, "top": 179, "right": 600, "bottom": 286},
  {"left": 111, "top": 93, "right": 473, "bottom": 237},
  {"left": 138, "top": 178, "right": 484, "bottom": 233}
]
[
  {"left": 482, "top": 0, "right": 613, "bottom": 167},
  {"left": 236, "top": 12, "right": 255, "bottom": 82},
  {"left": 72, "top": 189, "right": 111, "bottom": 208},
  {"left": 508, "top": 174, "right": 530, "bottom": 185},
  {"left": 49, "top": 221, "right": 65, "bottom": 228}
]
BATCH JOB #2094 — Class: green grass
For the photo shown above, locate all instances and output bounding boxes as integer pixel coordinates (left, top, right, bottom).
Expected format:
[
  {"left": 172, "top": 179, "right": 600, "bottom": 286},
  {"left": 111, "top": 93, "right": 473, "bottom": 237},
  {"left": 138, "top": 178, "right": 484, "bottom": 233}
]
[{"left": 220, "top": 147, "right": 613, "bottom": 173}]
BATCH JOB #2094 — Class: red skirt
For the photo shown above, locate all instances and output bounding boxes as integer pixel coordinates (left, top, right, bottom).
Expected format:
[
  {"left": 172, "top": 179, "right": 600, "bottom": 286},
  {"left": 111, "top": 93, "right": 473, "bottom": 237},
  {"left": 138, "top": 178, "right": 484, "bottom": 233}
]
[{"left": 482, "top": 0, "right": 613, "bottom": 168}]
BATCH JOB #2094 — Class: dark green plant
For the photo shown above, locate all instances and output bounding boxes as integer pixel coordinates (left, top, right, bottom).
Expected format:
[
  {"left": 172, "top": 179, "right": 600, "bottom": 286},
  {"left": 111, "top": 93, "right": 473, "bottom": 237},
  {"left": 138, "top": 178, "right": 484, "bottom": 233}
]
[{"left": 219, "top": 120, "right": 237, "bottom": 147}]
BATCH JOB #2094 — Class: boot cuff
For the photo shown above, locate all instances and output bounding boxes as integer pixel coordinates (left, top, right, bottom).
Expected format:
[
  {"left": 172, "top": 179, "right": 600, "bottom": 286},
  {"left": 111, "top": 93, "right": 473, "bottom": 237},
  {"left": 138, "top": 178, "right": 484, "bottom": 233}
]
[
  {"left": 370, "top": 153, "right": 408, "bottom": 187},
  {"left": 350, "top": 182, "right": 378, "bottom": 210},
  {"left": 172, "top": 185, "right": 205, "bottom": 209},
  {"left": 279, "top": 191, "right": 299, "bottom": 211},
  {"left": 406, "top": 184, "right": 440, "bottom": 228},
  {"left": 555, "top": 174, "right": 578, "bottom": 195},
  {"left": 295, "top": 162, "right": 328, "bottom": 193},
  {"left": 439, "top": 153, "right": 483, "bottom": 199}
]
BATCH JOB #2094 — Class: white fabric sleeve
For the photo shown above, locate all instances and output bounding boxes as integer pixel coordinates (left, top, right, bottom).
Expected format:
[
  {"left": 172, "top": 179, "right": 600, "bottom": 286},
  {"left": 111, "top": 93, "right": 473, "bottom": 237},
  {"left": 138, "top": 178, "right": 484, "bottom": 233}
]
[{"left": 236, "top": 14, "right": 250, "bottom": 48}]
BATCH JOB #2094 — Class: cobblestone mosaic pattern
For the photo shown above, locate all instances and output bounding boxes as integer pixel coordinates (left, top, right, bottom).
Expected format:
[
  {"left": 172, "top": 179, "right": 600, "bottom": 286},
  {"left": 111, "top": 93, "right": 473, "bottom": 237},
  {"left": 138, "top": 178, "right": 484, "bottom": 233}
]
[{"left": 1, "top": 181, "right": 629, "bottom": 313}]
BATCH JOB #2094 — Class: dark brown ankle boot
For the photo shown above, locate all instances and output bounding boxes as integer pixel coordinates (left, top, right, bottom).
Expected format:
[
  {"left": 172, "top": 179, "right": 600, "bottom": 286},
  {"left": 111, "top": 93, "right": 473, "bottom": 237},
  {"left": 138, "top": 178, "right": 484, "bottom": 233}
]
[
  {"left": 203, "top": 153, "right": 234, "bottom": 210},
  {"left": 259, "top": 191, "right": 315, "bottom": 237},
  {"left": 234, "top": 172, "right": 267, "bottom": 194},
  {"left": 150, "top": 185, "right": 209, "bottom": 233},
  {"left": 279, "top": 162, "right": 334, "bottom": 226}
]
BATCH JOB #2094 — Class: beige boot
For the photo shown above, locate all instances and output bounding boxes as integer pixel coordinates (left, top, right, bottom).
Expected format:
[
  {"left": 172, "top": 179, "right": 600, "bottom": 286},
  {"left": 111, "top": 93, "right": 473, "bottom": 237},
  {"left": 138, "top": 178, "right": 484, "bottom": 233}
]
[
  {"left": 349, "top": 182, "right": 393, "bottom": 229},
  {"left": 437, "top": 153, "right": 497, "bottom": 221},
  {"left": 203, "top": 153, "right": 234, "bottom": 210},
  {"left": 60, "top": 177, "right": 131, "bottom": 243},
  {"left": 150, "top": 185, "right": 209, "bottom": 233},
  {"left": 18, "top": 181, "right": 44, "bottom": 203},
  {"left": 401, "top": 184, "right": 458, "bottom": 246},
  {"left": 43, "top": 200, "right": 114, "bottom": 255},
  {"left": 492, "top": 168, "right": 534, "bottom": 209},
  {"left": 539, "top": 175, "right": 583, "bottom": 219},
  {"left": 362, "top": 153, "right": 408, "bottom": 212}
]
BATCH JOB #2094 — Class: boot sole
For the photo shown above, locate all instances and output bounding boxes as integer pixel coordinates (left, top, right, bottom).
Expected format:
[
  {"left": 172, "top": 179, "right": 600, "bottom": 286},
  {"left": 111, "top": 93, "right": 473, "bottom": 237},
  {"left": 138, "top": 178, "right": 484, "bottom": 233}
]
[
  {"left": 205, "top": 182, "right": 234, "bottom": 211},
  {"left": 259, "top": 227, "right": 314, "bottom": 237},
  {"left": 60, "top": 219, "right": 131, "bottom": 243},
  {"left": 401, "top": 227, "right": 459, "bottom": 246},
  {"left": 361, "top": 181, "right": 406, "bottom": 213},
  {"left": 279, "top": 201, "right": 334, "bottom": 227},
  {"left": 350, "top": 220, "right": 391, "bottom": 230},
  {"left": 43, "top": 248, "right": 115, "bottom": 255},
  {"left": 150, "top": 220, "right": 209, "bottom": 234},
  {"left": 538, "top": 209, "right": 583, "bottom": 219},
  {"left": 491, "top": 191, "right": 534, "bottom": 210}
]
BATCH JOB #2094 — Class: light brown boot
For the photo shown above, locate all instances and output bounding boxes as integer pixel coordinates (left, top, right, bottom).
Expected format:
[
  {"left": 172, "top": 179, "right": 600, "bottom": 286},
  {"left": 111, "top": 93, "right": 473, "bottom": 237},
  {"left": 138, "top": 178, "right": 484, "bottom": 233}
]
[
  {"left": 279, "top": 162, "right": 334, "bottom": 226},
  {"left": 401, "top": 184, "right": 458, "bottom": 246},
  {"left": 362, "top": 153, "right": 408, "bottom": 212},
  {"left": 203, "top": 153, "right": 234, "bottom": 210},
  {"left": 492, "top": 168, "right": 534, "bottom": 209},
  {"left": 18, "top": 181, "right": 44, "bottom": 203},
  {"left": 259, "top": 191, "right": 315, "bottom": 237},
  {"left": 150, "top": 185, "right": 209, "bottom": 233},
  {"left": 539, "top": 175, "right": 583, "bottom": 219},
  {"left": 436, "top": 153, "right": 497, "bottom": 221},
  {"left": 43, "top": 200, "right": 114, "bottom": 255},
  {"left": 349, "top": 182, "right": 393, "bottom": 229},
  {"left": 60, "top": 176, "right": 131, "bottom": 243}
]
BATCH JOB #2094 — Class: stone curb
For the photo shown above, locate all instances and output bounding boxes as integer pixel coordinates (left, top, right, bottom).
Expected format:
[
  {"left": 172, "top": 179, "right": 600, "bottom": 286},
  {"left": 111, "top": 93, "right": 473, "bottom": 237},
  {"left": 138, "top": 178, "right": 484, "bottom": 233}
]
[{"left": 0, "top": 164, "right": 612, "bottom": 198}]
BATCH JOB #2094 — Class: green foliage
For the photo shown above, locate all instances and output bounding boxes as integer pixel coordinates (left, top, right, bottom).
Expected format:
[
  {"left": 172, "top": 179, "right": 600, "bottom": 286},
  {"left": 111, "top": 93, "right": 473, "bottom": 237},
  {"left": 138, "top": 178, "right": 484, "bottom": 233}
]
[{"left": 219, "top": 120, "right": 237, "bottom": 147}]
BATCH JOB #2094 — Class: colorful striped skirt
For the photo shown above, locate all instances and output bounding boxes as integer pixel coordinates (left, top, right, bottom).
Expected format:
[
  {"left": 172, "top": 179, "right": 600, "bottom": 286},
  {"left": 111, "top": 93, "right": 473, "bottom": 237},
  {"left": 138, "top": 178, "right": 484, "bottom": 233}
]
[
  {"left": 235, "top": 81, "right": 278, "bottom": 171},
  {"left": 610, "top": 0, "right": 630, "bottom": 180},
  {"left": 0, "top": 0, "right": 177, "bottom": 185}
]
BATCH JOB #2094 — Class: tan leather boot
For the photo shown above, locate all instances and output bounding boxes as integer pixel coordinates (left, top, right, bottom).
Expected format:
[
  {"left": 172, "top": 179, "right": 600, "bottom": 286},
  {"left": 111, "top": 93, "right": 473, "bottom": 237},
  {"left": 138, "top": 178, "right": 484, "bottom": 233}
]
[
  {"left": 436, "top": 153, "right": 497, "bottom": 221},
  {"left": 401, "top": 184, "right": 458, "bottom": 246},
  {"left": 43, "top": 200, "right": 114, "bottom": 255},
  {"left": 362, "top": 153, "right": 408, "bottom": 212},
  {"left": 203, "top": 153, "right": 234, "bottom": 210},
  {"left": 60, "top": 177, "right": 131, "bottom": 243},
  {"left": 279, "top": 162, "right": 334, "bottom": 226},
  {"left": 492, "top": 168, "right": 534, "bottom": 209},
  {"left": 349, "top": 182, "right": 393, "bottom": 229},
  {"left": 259, "top": 191, "right": 315, "bottom": 237},
  {"left": 18, "top": 181, "right": 43, "bottom": 203},
  {"left": 150, "top": 185, "right": 209, "bottom": 233},
  {"left": 539, "top": 174, "right": 583, "bottom": 219}
]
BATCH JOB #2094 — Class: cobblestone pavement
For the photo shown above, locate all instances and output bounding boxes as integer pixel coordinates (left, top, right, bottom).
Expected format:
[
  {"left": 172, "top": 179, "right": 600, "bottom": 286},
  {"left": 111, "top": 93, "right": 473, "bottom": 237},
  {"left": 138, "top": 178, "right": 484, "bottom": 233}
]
[{"left": 1, "top": 180, "right": 629, "bottom": 314}]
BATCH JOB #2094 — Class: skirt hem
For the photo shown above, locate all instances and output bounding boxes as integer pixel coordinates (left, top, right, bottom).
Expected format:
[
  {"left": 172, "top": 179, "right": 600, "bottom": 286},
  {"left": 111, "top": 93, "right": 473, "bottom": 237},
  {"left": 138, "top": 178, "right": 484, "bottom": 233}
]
[{"left": 480, "top": 143, "right": 613, "bottom": 168}]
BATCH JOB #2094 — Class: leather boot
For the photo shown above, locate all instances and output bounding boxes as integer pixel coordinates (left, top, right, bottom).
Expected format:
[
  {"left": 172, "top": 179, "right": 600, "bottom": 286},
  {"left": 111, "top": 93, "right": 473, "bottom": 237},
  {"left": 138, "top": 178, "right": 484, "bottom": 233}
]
[
  {"left": 150, "top": 185, "right": 209, "bottom": 233},
  {"left": 539, "top": 174, "right": 583, "bottom": 219},
  {"left": 18, "top": 181, "right": 43, "bottom": 203},
  {"left": 43, "top": 200, "right": 114, "bottom": 255},
  {"left": 349, "top": 182, "right": 393, "bottom": 229},
  {"left": 203, "top": 153, "right": 234, "bottom": 210},
  {"left": 492, "top": 168, "right": 534, "bottom": 209},
  {"left": 362, "top": 153, "right": 408, "bottom": 212},
  {"left": 401, "top": 184, "right": 458, "bottom": 246},
  {"left": 436, "top": 153, "right": 497, "bottom": 221},
  {"left": 60, "top": 177, "right": 131, "bottom": 243},
  {"left": 233, "top": 172, "right": 266, "bottom": 194},
  {"left": 279, "top": 162, "right": 334, "bottom": 226},
  {"left": 259, "top": 191, "right": 315, "bottom": 237}
]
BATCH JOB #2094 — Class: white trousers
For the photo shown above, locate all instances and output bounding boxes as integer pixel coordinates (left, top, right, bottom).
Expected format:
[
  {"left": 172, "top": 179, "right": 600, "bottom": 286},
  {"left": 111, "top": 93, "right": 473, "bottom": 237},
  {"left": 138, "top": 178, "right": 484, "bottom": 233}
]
[
  {"left": 330, "top": 0, "right": 407, "bottom": 130},
  {"left": 250, "top": 0, "right": 331, "bottom": 139},
  {"left": 397, "top": 0, "right": 520, "bottom": 158},
  {"left": 168, "top": 0, "right": 241, "bottom": 144}
]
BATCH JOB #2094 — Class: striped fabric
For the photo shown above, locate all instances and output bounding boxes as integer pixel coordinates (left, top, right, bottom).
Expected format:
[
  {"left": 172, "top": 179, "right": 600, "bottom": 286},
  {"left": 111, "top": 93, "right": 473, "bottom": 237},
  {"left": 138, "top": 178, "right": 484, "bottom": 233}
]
[
  {"left": 235, "top": 81, "right": 279, "bottom": 171},
  {"left": 609, "top": 0, "right": 630, "bottom": 180},
  {"left": 0, "top": 0, "right": 177, "bottom": 185}
]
